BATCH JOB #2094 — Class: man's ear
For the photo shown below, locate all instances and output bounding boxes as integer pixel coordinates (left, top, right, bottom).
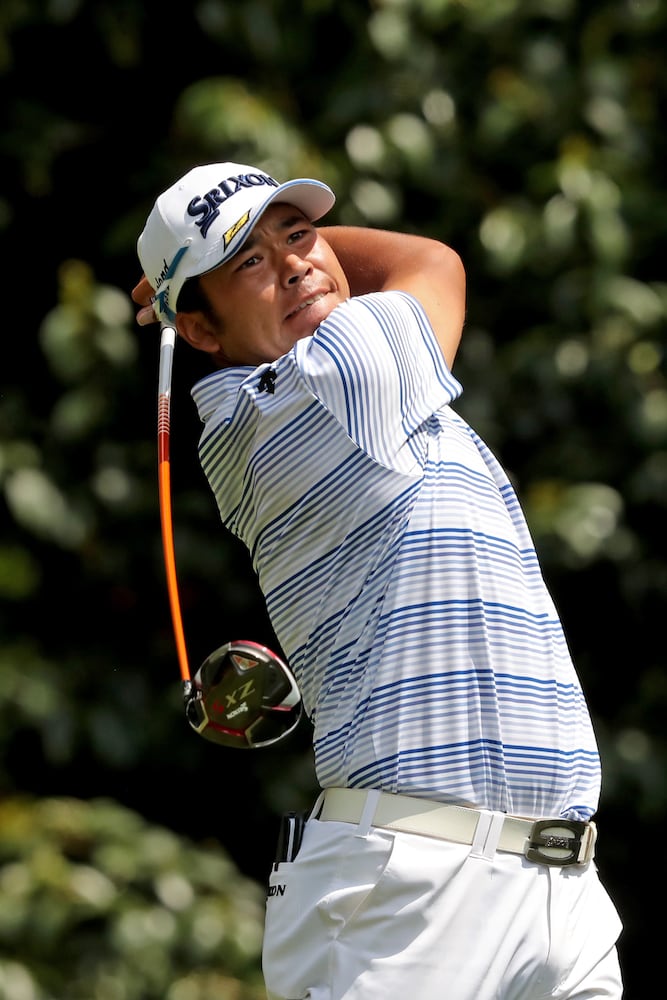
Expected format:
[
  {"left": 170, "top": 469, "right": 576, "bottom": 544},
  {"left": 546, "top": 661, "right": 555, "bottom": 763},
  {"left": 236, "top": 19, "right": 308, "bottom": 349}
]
[{"left": 176, "top": 313, "right": 221, "bottom": 355}]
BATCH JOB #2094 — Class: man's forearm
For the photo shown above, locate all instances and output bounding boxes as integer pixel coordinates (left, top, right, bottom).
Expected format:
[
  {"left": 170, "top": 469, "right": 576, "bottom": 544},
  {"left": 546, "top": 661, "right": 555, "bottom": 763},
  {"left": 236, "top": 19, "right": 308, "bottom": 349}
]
[
  {"left": 317, "top": 225, "right": 444, "bottom": 295},
  {"left": 317, "top": 225, "right": 466, "bottom": 369}
]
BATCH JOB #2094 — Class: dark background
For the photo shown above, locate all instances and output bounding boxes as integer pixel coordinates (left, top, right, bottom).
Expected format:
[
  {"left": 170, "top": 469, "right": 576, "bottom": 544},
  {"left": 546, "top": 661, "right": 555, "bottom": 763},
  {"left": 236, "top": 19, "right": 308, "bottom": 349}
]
[{"left": 1, "top": 1, "right": 665, "bottom": 996}]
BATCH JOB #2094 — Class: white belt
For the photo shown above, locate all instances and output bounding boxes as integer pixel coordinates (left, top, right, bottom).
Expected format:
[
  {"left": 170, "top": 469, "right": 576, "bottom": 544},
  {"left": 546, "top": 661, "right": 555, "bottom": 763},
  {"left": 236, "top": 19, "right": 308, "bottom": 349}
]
[{"left": 318, "top": 788, "right": 597, "bottom": 866}]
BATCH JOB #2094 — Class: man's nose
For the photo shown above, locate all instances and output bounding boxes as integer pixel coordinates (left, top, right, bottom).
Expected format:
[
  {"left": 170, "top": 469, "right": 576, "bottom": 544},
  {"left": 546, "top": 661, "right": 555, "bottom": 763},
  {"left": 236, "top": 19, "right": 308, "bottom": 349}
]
[{"left": 281, "top": 252, "right": 311, "bottom": 285}]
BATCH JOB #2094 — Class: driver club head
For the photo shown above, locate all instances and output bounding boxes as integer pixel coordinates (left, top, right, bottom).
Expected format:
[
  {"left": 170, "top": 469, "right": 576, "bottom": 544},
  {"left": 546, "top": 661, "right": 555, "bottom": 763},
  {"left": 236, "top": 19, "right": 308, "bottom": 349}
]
[{"left": 183, "top": 640, "right": 302, "bottom": 749}]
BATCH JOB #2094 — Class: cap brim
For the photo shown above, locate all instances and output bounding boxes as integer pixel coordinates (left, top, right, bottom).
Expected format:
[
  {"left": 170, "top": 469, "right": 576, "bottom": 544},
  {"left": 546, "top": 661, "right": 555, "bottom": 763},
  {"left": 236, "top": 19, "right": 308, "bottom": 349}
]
[{"left": 193, "top": 177, "right": 336, "bottom": 281}]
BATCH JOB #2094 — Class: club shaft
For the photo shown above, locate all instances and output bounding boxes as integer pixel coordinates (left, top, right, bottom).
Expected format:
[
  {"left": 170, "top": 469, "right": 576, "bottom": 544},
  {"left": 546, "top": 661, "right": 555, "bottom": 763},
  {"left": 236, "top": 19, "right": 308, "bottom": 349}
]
[{"left": 158, "top": 324, "right": 191, "bottom": 682}]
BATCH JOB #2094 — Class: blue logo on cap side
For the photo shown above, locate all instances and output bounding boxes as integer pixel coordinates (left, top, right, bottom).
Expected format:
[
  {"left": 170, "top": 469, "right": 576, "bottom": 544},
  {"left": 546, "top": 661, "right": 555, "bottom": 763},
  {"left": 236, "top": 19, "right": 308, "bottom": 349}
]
[{"left": 154, "top": 244, "right": 190, "bottom": 322}]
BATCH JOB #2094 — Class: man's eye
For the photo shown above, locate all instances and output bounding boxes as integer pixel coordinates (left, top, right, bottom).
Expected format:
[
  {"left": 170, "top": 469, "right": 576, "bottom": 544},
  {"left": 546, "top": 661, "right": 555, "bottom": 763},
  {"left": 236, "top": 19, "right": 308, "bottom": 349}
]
[
  {"left": 288, "top": 229, "right": 308, "bottom": 243},
  {"left": 239, "top": 254, "right": 260, "bottom": 269}
]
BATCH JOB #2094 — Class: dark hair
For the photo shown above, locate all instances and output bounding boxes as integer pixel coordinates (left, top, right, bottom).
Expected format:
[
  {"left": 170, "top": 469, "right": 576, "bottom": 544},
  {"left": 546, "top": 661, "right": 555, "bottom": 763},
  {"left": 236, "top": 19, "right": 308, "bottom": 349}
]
[{"left": 176, "top": 276, "right": 213, "bottom": 316}]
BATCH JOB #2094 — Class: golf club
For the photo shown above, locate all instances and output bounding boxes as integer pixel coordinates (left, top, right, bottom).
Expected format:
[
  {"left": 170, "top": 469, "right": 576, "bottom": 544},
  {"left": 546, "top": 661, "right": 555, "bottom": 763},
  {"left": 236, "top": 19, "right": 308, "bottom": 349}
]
[{"left": 157, "top": 322, "right": 302, "bottom": 749}]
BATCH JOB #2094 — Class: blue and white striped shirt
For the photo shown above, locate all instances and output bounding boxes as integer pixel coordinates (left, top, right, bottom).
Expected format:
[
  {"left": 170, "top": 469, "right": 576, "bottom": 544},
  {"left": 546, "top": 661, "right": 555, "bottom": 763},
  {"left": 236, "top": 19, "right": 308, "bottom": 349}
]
[{"left": 192, "top": 291, "right": 600, "bottom": 821}]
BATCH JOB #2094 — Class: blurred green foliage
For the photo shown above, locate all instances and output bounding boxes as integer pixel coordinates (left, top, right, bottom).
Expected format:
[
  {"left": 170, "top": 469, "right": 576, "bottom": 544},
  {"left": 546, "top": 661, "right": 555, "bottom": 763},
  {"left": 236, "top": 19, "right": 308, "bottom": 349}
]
[
  {"left": 1, "top": 0, "right": 665, "bottom": 995},
  {"left": 0, "top": 795, "right": 266, "bottom": 999}
]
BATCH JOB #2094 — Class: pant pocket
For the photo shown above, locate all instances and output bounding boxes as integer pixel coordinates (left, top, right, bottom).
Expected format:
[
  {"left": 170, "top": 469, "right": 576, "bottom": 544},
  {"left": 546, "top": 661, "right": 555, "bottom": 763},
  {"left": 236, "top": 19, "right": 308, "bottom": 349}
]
[{"left": 262, "top": 820, "right": 395, "bottom": 1000}]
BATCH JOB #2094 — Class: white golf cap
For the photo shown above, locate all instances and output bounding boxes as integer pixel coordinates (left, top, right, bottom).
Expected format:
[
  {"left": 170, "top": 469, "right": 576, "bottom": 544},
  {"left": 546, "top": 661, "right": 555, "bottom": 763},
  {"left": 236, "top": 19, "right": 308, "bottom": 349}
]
[{"left": 137, "top": 162, "right": 336, "bottom": 322}]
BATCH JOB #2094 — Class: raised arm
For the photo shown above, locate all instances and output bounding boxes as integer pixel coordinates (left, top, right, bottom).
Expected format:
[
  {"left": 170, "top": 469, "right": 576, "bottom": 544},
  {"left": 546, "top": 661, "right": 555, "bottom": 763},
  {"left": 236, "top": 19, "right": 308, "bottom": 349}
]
[
  {"left": 131, "top": 224, "right": 467, "bottom": 370},
  {"left": 317, "top": 226, "right": 466, "bottom": 370}
]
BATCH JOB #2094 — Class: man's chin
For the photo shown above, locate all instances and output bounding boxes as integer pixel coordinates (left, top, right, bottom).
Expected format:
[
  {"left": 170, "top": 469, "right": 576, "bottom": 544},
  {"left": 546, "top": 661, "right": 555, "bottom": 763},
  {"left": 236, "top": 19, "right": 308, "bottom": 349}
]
[{"left": 288, "top": 296, "right": 341, "bottom": 339}]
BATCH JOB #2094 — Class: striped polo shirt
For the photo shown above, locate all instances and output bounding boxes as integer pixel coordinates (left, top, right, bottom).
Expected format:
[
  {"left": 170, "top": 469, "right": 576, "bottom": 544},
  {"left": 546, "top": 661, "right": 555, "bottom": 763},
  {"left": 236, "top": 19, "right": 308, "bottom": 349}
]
[{"left": 191, "top": 291, "right": 601, "bottom": 821}]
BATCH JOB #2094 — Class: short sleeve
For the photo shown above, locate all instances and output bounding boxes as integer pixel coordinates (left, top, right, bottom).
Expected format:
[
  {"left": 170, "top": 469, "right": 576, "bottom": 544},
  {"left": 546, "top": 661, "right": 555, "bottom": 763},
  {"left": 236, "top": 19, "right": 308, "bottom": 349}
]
[{"left": 294, "top": 291, "right": 463, "bottom": 472}]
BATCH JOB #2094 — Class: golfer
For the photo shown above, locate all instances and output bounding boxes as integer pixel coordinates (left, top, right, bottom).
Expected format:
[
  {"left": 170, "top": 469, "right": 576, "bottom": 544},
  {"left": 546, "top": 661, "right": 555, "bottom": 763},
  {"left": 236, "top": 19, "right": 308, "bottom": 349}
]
[{"left": 132, "top": 161, "right": 623, "bottom": 999}]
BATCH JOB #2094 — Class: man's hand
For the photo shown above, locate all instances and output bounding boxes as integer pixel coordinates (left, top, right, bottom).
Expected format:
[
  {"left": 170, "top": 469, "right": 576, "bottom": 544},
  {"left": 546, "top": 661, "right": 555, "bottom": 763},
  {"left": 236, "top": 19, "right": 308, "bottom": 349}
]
[{"left": 131, "top": 275, "right": 159, "bottom": 326}]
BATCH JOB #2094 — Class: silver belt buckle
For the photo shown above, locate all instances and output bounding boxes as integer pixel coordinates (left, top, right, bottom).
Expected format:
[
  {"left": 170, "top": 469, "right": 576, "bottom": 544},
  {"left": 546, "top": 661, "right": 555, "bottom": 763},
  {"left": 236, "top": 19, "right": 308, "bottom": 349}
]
[{"left": 525, "top": 819, "right": 593, "bottom": 866}]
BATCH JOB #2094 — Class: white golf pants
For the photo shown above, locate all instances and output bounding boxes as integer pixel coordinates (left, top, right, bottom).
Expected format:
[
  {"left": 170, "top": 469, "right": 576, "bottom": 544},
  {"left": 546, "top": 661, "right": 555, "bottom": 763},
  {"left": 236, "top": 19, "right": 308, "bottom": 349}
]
[{"left": 262, "top": 814, "right": 623, "bottom": 999}]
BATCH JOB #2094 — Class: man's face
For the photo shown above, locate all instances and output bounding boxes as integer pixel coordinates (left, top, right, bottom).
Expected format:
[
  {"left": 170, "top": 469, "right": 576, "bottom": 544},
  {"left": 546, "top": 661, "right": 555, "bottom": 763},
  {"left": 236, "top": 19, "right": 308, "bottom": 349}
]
[{"left": 193, "top": 202, "right": 350, "bottom": 366}]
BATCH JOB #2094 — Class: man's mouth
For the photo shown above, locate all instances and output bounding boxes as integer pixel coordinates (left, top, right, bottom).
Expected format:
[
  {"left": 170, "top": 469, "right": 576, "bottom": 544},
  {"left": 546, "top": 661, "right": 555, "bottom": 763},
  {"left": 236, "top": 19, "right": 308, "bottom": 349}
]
[{"left": 286, "top": 291, "right": 328, "bottom": 319}]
